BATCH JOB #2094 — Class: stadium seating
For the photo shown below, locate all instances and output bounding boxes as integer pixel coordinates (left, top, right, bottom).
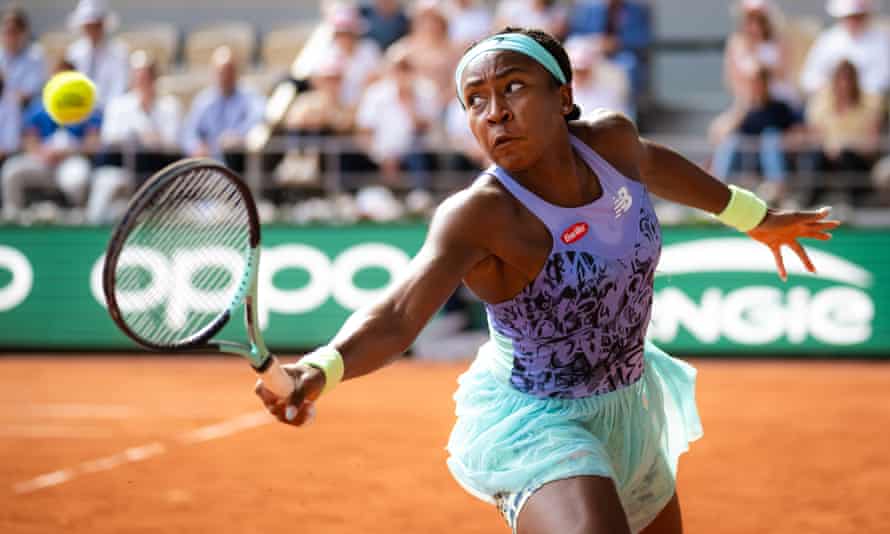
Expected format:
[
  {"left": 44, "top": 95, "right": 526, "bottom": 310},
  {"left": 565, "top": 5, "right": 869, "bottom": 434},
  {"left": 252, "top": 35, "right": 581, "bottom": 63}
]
[
  {"left": 117, "top": 23, "right": 179, "bottom": 74},
  {"left": 184, "top": 21, "right": 256, "bottom": 71}
]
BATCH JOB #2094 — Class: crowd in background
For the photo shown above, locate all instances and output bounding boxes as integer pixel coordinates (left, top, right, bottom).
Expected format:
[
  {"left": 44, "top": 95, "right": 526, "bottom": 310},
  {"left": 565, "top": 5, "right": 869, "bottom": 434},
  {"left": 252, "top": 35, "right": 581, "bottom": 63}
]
[
  {"left": 0, "top": 0, "right": 888, "bottom": 225},
  {"left": 710, "top": 0, "right": 890, "bottom": 209}
]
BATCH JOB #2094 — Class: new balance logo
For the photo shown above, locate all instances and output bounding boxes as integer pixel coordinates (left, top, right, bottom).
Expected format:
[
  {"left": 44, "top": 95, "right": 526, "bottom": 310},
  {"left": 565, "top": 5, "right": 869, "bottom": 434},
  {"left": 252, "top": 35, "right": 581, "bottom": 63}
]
[{"left": 613, "top": 186, "right": 632, "bottom": 218}]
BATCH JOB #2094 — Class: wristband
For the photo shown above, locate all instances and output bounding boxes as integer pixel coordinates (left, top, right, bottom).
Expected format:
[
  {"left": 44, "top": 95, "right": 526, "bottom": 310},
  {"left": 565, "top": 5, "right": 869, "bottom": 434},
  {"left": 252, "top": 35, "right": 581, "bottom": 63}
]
[
  {"left": 298, "top": 346, "right": 344, "bottom": 397},
  {"left": 714, "top": 185, "right": 768, "bottom": 232}
]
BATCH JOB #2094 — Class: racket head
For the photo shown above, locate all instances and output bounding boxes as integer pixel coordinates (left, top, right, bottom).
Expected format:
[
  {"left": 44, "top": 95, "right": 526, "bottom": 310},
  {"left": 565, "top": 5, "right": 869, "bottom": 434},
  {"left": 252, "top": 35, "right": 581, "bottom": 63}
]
[{"left": 102, "top": 158, "right": 260, "bottom": 351}]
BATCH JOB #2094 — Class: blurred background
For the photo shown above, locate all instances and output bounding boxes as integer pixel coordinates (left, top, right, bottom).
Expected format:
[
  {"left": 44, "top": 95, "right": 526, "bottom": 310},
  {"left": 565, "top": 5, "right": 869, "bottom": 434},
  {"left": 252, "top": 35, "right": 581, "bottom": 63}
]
[
  {"left": 1, "top": 2, "right": 889, "bottom": 533},
  {"left": 1, "top": 0, "right": 887, "bottom": 357}
]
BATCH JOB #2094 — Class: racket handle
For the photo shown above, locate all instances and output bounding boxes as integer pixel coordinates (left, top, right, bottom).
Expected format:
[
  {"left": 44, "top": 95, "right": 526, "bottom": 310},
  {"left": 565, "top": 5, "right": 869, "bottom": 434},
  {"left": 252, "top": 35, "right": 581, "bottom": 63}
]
[{"left": 260, "top": 356, "right": 296, "bottom": 398}]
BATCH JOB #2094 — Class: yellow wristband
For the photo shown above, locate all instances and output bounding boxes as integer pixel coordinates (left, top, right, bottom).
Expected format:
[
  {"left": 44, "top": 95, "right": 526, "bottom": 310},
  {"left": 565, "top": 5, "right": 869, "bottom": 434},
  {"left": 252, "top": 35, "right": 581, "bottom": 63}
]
[
  {"left": 299, "top": 346, "right": 344, "bottom": 397},
  {"left": 715, "top": 185, "right": 768, "bottom": 232}
]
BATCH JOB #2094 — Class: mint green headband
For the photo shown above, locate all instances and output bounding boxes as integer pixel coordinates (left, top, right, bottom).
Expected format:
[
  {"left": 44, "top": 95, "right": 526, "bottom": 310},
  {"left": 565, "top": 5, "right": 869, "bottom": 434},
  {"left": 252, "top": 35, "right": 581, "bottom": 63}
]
[{"left": 454, "top": 33, "right": 567, "bottom": 107}]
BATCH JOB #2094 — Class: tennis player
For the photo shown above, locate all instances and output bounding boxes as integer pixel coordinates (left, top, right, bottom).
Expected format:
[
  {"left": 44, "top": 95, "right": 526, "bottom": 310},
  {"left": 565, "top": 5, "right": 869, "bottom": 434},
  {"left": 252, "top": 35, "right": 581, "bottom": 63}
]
[{"left": 256, "top": 28, "right": 839, "bottom": 534}]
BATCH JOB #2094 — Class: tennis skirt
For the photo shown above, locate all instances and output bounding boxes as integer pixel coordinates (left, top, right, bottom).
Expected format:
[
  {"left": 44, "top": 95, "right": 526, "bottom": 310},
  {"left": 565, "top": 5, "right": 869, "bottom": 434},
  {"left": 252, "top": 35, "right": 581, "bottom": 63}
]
[{"left": 446, "top": 340, "right": 703, "bottom": 533}]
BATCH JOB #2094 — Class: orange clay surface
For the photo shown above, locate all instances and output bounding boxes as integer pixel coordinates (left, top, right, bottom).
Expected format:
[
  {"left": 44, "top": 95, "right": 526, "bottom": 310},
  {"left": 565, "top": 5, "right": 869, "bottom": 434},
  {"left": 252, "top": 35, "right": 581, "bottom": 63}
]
[{"left": 0, "top": 356, "right": 888, "bottom": 533}]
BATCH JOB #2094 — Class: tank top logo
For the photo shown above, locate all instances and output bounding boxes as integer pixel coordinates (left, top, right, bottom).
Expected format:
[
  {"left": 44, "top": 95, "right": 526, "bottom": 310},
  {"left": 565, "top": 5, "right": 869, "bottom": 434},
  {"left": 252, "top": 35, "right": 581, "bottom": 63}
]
[
  {"left": 561, "top": 222, "right": 589, "bottom": 244},
  {"left": 613, "top": 186, "right": 633, "bottom": 218}
]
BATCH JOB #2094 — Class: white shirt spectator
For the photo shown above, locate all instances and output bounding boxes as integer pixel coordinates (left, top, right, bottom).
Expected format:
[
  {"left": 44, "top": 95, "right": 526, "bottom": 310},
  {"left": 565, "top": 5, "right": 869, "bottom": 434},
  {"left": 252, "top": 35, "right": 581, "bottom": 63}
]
[
  {"left": 495, "top": 0, "right": 568, "bottom": 38},
  {"left": 66, "top": 37, "right": 129, "bottom": 108},
  {"left": 0, "top": 93, "right": 20, "bottom": 154},
  {"left": 357, "top": 76, "right": 441, "bottom": 161},
  {"left": 573, "top": 66, "right": 632, "bottom": 119},
  {"left": 800, "top": 24, "right": 890, "bottom": 94},
  {"left": 0, "top": 42, "right": 46, "bottom": 103},
  {"left": 339, "top": 40, "right": 382, "bottom": 107},
  {"left": 101, "top": 91, "right": 181, "bottom": 147},
  {"left": 181, "top": 86, "right": 265, "bottom": 158},
  {"left": 447, "top": 1, "right": 493, "bottom": 45},
  {"left": 291, "top": 24, "right": 382, "bottom": 107}
]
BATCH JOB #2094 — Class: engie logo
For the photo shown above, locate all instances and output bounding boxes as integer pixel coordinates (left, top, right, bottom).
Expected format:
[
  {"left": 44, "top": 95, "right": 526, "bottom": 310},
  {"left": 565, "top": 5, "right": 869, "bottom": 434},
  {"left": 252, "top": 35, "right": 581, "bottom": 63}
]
[
  {"left": 648, "top": 238, "right": 875, "bottom": 346},
  {"left": 0, "top": 245, "right": 33, "bottom": 312},
  {"left": 561, "top": 222, "right": 588, "bottom": 244},
  {"left": 89, "top": 243, "right": 411, "bottom": 330}
]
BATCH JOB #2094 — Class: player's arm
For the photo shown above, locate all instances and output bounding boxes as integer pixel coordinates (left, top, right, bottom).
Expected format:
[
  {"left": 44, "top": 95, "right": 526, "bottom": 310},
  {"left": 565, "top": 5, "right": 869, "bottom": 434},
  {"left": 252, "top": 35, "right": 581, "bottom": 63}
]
[
  {"left": 330, "top": 190, "right": 493, "bottom": 380},
  {"left": 256, "top": 186, "right": 500, "bottom": 424},
  {"left": 573, "top": 111, "right": 839, "bottom": 280}
]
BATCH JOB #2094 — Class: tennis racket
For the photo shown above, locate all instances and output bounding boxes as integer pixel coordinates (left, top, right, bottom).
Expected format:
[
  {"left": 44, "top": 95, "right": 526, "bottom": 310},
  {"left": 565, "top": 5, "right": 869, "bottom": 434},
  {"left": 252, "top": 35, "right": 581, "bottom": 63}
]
[{"left": 102, "top": 157, "right": 295, "bottom": 399}]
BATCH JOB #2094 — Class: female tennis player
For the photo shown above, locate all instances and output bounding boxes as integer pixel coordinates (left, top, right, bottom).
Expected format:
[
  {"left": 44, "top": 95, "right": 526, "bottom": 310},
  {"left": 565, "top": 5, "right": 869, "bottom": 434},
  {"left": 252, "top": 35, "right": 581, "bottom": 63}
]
[{"left": 256, "top": 28, "right": 839, "bottom": 534}]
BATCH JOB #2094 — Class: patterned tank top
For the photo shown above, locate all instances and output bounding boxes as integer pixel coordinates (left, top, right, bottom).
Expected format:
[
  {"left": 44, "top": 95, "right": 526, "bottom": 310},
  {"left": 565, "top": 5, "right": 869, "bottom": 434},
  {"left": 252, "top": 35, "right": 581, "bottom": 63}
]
[{"left": 484, "top": 134, "right": 661, "bottom": 399}]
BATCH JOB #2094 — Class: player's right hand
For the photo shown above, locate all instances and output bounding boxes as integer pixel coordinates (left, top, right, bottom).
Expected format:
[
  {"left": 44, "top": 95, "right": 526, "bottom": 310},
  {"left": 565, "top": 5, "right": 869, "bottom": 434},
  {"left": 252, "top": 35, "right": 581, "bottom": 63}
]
[{"left": 255, "top": 362, "right": 326, "bottom": 427}]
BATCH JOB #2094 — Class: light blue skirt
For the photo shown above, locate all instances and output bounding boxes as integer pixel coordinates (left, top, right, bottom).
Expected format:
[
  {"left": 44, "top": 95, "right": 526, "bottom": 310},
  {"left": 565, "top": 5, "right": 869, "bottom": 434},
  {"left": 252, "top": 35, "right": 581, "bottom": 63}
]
[{"left": 446, "top": 340, "right": 703, "bottom": 533}]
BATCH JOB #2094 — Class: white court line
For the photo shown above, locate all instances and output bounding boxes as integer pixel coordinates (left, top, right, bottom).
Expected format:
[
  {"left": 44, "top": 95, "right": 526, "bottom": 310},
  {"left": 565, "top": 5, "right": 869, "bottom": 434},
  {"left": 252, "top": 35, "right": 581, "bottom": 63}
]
[
  {"left": 12, "top": 410, "right": 273, "bottom": 495},
  {"left": 178, "top": 411, "right": 272, "bottom": 444}
]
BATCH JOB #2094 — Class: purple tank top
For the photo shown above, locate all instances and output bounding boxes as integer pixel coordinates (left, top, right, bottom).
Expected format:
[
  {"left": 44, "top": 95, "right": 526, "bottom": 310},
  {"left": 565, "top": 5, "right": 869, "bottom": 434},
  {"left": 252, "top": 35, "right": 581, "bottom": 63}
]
[{"left": 484, "top": 135, "right": 661, "bottom": 399}]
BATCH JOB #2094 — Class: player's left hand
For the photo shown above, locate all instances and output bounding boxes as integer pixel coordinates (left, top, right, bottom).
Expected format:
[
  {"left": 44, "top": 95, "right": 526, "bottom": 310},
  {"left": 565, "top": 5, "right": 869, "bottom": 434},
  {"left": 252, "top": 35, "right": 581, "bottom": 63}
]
[{"left": 747, "top": 207, "right": 841, "bottom": 281}]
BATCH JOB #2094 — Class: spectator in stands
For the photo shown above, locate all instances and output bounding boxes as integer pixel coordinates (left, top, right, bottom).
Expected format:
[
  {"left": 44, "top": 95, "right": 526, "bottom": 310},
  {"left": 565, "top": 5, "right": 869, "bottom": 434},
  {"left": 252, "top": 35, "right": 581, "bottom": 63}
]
[
  {"left": 567, "top": 0, "right": 652, "bottom": 92},
  {"left": 359, "top": 0, "right": 410, "bottom": 51},
  {"left": 0, "top": 4, "right": 46, "bottom": 109},
  {"left": 0, "top": 72, "right": 21, "bottom": 166},
  {"left": 446, "top": 0, "right": 494, "bottom": 48},
  {"left": 283, "top": 53, "right": 353, "bottom": 135},
  {"left": 495, "top": 0, "right": 568, "bottom": 40},
  {"left": 445, "top": 98, "right": 487, "bottom": 170},
  {"left": 805, "top": 60, "right": 882, "bottom": 205},
  {"left": 1, "top": 59, "right": 101, "bottom": 221},
  {"left": 724, "top": 0, "right": 797, "bottom": 106},
  {"left": 291, "top": 5, "right": 383, "bottom": 94},
  {"left": 565, "top": 36, "right": 633, "bottom": 119},
  {"left": 872, "top": 155, "right": 890, "bottom": 206},
  {"left": 800, "top": 0, "right": 890, "bottom": 96},
  {"left": 710, "top": 67, "right": 803, "bottom": 202},
  {"left": 327, "top": 7, "right": 384, "bottom": 107},
  {"left": 356, "top": 46, "right": 441, "bottom": 188},
  {"left": 389, "top": 1, "right": 461, "bottom": 106},
  {"left": 65, "top": 0, "right": 129, "bottom": 110},
  {"left": 88, "top": 51, "right": 182, "bottom": 224},
  {"left": 181, "top": 46, "right": 265, "bottom": 172}
]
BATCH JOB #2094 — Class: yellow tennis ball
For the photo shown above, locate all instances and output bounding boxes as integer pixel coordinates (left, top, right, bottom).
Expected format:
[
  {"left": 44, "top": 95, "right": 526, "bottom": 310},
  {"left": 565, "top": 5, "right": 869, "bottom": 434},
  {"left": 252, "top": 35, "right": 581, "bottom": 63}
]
[{"left": 42, "top": 71, "right": 97, "bottom": 126}]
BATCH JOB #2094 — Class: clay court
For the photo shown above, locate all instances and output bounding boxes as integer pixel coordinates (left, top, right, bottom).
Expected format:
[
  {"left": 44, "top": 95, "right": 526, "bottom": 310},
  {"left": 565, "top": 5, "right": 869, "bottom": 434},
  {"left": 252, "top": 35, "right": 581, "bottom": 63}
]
[{"left": 1, "top": 356, "right": 887, "bottom": 534}]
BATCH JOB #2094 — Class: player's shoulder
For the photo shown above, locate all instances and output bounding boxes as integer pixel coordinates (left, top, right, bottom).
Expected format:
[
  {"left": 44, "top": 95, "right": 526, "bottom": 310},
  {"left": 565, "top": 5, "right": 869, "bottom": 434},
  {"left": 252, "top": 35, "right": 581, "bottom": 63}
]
[
  {"left": 570, "top": 108, "right": 639, "bottom": 143},
  {"left": 569, "top": 109, "right": 643, "bottom": 180},
  {"left": 429, "top": 174, "right": 518, "bottom": 243}
]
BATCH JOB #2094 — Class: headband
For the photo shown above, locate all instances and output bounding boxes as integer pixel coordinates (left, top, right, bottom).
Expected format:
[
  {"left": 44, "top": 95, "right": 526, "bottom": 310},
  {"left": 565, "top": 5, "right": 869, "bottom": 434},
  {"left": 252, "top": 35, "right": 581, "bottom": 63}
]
[{"left": 454, "top": 33, "right": 567, "bottom": 107}]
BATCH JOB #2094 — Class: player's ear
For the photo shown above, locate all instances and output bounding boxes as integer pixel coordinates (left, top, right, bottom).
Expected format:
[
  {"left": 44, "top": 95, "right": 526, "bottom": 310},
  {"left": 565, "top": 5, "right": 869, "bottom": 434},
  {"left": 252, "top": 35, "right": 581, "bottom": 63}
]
[{"left": 559, "top": 84, "right": 574, "bottom": 118}]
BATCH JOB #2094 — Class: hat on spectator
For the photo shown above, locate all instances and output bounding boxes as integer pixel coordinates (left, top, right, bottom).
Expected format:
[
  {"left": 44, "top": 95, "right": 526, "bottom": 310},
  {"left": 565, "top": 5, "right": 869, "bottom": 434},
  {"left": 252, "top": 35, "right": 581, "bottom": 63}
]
[
  {"left": 826, "top": 0, "right": 873, "bottom": 17},
  {"left": 739, "top": 0, "right": 770, "bottom": 12},
  {"left": 413, "top": 0, "right": 449, "bottom": 25},
  {"left": 68, "top": 0, "right": 119, "bottom": 31},
  {"left": 329, "top": 6, "right": 367, "bottom": 35}
]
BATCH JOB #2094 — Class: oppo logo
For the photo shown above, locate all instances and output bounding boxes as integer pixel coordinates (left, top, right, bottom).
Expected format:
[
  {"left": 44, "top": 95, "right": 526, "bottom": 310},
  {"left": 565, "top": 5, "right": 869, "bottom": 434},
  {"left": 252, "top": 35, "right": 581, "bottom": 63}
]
[
  {"left": 90, "top": 243, "right": 411, "bottom": 329},
  {"left": 0, "top": 246, "right": 33, "bottom": 311},
  {"left": 561, "top": 222, "right": 589, "bottom": 244}
]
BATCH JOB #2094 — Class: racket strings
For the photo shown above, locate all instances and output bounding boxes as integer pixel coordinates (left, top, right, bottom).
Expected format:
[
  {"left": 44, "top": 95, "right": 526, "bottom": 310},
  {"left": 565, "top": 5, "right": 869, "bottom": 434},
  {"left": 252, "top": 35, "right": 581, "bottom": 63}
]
[{"left": 115, "top": 168, "right": 252, "bottom": 346}]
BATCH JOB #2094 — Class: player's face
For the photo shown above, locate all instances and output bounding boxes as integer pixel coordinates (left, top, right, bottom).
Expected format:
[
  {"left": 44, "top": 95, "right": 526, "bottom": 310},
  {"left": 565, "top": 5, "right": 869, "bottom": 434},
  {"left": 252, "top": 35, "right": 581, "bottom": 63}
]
[{"left": 460, "top": 50, "right": 570, "bottom": 173}]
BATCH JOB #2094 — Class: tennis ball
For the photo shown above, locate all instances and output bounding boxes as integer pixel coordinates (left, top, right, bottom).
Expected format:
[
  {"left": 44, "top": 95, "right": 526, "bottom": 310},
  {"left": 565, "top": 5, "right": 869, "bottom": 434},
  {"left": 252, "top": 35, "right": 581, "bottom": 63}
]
[{"left": 42, "top": 71, "right": 97, "bottom": 126}]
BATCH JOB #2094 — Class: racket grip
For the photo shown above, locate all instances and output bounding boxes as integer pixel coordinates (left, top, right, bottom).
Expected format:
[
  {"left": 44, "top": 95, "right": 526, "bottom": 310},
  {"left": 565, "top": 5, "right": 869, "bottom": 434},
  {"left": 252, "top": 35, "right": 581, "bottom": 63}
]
[{"left": 260, "top": 356, "right": 296, "bottom": 399}]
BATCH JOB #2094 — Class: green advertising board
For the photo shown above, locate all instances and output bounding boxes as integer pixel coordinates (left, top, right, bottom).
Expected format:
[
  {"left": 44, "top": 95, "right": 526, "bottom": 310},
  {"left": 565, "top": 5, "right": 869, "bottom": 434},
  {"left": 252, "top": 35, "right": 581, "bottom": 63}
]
[{"left": 0, "top": 225, "right": 887, "bottom": 356}]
